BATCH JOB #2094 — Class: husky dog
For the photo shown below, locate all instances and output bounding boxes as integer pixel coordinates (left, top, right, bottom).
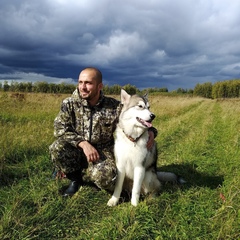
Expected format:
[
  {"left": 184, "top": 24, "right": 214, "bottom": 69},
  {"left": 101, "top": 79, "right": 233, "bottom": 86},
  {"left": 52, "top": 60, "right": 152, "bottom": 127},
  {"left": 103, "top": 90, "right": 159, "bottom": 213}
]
[{"left": 107, "top": 89, "right": 182, "bottom": 207}]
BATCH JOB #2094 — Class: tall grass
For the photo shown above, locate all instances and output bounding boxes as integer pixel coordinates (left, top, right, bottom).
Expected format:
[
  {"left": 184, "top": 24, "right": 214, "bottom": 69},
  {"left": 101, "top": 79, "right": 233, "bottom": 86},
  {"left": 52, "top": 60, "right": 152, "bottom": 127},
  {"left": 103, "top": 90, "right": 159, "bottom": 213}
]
[{"left": 0, "top": 92, "right": 239, "bottom": 239}]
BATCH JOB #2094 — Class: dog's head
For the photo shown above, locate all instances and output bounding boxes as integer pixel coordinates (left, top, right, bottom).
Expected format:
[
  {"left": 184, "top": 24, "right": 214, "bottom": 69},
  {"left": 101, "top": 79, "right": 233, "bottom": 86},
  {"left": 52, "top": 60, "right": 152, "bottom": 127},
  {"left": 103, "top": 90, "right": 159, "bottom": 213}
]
[{"left": 120, "top": 89, "right": 155, "bottom": 128}]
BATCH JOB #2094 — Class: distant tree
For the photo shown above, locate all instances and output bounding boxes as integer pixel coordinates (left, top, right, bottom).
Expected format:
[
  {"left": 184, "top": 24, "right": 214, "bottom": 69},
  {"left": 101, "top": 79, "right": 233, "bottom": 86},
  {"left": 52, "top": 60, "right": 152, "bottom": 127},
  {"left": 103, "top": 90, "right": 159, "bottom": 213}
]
[
  {"left": 103, "top": 84, "right": 121, "bottom": 95},
  {"left": 9, "top": 81, "right": 18, "bottom": 92},
  {"left": 58, "top": 82, "right": 76, "bottom": 94},
  {"left": 159, "top": 87, "right": 168, "bottom": 92},
  {"left": 194, "top": 82, "right": 212, "bottom": 98},
  {"left": 104, "top": 85, "right": 110, "bottom": 94},
  {"left": 144, "top": 87, "right": 168, "bottom": 93},
  {"left": 218, "top": 82, "right": 227, "bottom": 98},
  {"left": 193, "top": 83, "right": 201, "bottom": 96},
  {"left": 33, "top": 81, "right": 49, "bottom": 93},
  {"left": 3, "top": 81, "right": 10, "bottom": 92},
  {"left": 176, "top": 88, "right": 187, "bottom": 94},
  {"left": 25, "top": 82, "right": 33, "bottom": 92},
  {"left": 226, "top": 80, "right": 240, "bottom": 98},
  {"left": 123, "top": 84, "right": 137, "bottom": 95},
  {"left": 212, "top": 79, "right": 240, "bottom": 98},
  {"left": 203, "top": 82, "right": 212, "bottom": 98},
  {"left": 110, "top": 84, "right": 122, "bottom": 95},
  {"left": 18, "top": 82, "right": 26, "bottom": 92},
  {"left": 212, "top": 82, "right": 220, "bottom": 99}
]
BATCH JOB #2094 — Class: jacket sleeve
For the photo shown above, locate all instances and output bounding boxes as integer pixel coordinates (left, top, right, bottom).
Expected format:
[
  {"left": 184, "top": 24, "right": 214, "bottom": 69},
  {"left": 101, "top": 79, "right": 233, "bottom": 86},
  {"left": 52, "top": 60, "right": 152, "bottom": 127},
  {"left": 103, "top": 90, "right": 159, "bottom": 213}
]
[
  {"left": 53, "top": 99, "right": 84, "bottom": 147},
  {"left": 148, "top": 126, "right": 158, "bottom": 138}
]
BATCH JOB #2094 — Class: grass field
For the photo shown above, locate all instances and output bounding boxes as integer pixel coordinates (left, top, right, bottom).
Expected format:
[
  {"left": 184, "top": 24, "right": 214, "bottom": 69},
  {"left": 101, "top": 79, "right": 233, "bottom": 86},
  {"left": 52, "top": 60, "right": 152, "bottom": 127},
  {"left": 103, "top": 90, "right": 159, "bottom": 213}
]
[{"left": 0, "top": 92, "right": 239, "bottom": 239}]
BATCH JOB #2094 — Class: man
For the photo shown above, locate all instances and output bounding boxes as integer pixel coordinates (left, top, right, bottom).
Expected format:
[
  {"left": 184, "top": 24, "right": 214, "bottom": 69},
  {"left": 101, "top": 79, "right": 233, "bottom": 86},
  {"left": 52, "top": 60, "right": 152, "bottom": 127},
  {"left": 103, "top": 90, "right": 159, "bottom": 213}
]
[{"left": 49, "top": 67, "right": 157, "bottom": 196}]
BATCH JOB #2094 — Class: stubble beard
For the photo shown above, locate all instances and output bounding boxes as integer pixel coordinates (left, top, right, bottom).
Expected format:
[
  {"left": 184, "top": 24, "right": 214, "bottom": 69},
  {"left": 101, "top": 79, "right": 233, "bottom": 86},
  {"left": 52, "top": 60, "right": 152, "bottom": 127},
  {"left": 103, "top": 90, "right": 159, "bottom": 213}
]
[{"left": 80, "top": 91, "right": 91, "bottom": 100}]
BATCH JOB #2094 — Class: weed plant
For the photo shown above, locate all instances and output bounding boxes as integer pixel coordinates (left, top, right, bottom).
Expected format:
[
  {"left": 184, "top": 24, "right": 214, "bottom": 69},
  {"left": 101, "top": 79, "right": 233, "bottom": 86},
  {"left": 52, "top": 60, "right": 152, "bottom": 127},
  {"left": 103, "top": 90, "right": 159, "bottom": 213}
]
[{"left": 0, "top": 92, "right": 239, "bottom": 239}]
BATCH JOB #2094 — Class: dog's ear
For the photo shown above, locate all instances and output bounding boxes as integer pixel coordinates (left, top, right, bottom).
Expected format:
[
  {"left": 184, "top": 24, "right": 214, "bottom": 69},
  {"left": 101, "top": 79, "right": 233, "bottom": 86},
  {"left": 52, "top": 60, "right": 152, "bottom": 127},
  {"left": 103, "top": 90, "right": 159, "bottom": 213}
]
[
  {"left": 121, "top": 89, "right": 131, "bottom": 105},
  {"left": 143, "top": 92, "right": 148, "bottom": 101}
]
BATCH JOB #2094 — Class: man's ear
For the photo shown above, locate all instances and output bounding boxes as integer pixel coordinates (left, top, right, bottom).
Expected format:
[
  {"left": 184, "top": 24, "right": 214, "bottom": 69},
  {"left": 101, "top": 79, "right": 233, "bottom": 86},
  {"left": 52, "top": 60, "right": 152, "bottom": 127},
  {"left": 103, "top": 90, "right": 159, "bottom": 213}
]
[{"left": 98, "top": 82, "right": 103, "bottom": 91}]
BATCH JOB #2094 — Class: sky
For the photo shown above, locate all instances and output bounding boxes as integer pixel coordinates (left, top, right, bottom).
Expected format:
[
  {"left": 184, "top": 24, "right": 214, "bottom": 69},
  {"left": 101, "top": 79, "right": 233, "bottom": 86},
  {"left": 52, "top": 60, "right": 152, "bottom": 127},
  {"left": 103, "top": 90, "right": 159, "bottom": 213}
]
[{"left": 0, "top": 0, "right": 240, "bottom": 91}]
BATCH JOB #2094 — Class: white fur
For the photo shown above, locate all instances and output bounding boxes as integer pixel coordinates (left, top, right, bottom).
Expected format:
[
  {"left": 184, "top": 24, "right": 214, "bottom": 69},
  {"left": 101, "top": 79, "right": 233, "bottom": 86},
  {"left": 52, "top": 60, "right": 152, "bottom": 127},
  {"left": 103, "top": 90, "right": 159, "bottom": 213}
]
[{"left": 107, "top": 89, "right": 161, "bottom": 206}]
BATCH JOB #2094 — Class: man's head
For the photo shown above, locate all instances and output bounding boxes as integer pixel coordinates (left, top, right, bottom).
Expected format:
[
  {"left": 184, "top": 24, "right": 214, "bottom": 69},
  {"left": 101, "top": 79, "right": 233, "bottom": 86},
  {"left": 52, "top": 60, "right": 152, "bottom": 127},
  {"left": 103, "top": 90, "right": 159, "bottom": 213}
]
[{"left": 78, "top": 67, "right": 103, "bottom": 106}]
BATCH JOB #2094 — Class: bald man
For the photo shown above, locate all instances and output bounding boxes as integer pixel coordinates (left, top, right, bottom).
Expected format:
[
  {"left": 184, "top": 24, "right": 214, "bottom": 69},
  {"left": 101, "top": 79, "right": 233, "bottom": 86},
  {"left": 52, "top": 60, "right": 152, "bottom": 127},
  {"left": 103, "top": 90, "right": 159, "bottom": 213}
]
[{"left": 49, "top": 67, "right": 157, "bottom": 196}]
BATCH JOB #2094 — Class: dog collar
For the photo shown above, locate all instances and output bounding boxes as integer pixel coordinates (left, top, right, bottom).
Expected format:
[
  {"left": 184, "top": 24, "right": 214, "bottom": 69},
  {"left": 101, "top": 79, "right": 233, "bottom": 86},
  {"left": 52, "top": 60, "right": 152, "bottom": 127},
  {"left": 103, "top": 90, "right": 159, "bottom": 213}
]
[{"left": 122, "top": 130, "right": 142, "bottom": 143}]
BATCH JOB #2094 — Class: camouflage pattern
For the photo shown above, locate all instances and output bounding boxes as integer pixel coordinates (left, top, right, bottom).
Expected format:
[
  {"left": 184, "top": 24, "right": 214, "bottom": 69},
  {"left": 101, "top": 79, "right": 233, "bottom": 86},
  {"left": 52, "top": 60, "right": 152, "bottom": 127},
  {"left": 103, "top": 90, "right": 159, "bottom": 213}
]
[
  {"left": 52, "top": 89, "right": 122, "bottom": 147},
  {"left": 49, "top": 89, "right": 122, "bottom": 191},
  {"left": 49, "top": 139, "right": 87, "bottom": 173},
  {"left": 85, "top": 147, "right": 117, "bottom": 191}
]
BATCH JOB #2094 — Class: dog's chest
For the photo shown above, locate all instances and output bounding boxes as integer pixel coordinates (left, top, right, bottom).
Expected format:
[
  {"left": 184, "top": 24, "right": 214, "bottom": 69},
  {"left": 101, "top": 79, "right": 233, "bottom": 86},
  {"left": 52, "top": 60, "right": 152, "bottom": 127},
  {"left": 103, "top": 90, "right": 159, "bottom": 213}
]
[{"left": 114, "top": 131, "right": 150, "bottom": 175}]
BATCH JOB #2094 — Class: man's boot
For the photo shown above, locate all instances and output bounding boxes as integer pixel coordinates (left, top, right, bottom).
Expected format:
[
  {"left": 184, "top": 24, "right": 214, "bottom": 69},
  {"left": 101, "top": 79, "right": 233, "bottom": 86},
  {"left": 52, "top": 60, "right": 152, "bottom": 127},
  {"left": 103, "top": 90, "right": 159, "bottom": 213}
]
[{"left": 63, "top": 170, "right": 83, "bottom": 197}]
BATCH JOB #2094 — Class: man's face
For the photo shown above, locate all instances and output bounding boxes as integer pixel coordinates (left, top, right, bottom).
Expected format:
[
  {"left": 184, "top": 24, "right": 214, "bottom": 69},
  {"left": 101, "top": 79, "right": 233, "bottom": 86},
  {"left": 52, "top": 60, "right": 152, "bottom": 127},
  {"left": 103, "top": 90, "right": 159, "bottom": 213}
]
[{"left": 78, "top": 70, "right": 103, "bottom": 103}]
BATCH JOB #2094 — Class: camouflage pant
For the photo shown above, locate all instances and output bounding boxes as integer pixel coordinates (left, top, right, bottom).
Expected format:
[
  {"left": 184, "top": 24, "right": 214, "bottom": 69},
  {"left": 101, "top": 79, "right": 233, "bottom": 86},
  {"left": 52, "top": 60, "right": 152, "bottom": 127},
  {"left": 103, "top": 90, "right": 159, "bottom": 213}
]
[{"left": 49, "top": 139, "right": 117, "bottom": 191}]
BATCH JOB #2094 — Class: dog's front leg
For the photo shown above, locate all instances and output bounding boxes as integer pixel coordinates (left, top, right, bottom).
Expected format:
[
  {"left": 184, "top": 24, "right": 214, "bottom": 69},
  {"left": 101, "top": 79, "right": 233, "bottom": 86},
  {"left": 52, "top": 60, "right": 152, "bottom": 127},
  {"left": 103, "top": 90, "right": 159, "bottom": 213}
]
[
  {"left": 131, "top": 166, "right": 145, "bottom": 206},
  {"left": 107, "top": 169, "right": 125, "bottom": 206}
]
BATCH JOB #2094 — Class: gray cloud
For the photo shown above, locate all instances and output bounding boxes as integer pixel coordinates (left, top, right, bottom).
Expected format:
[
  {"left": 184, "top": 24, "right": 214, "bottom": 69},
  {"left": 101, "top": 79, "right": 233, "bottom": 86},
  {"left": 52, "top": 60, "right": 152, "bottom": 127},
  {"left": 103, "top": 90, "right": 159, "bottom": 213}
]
[{"left": 0, "top": 0, "right": 240, "bottom": 90}]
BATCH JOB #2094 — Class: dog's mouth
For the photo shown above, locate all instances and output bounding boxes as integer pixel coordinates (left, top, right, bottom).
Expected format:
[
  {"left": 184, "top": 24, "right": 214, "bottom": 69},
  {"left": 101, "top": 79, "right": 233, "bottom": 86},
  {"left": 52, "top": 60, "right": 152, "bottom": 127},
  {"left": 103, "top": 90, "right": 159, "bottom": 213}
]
[{"left": 136, "top": 117, "right": 153, "bottom": 128}]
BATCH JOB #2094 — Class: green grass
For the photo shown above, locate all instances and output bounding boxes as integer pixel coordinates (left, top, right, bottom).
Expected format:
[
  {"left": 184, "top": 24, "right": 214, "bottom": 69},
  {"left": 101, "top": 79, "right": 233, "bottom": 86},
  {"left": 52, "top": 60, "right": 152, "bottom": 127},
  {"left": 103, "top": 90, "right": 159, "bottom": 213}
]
[{"left": 0, "top": 92, "right": 240, "bottom": 239}]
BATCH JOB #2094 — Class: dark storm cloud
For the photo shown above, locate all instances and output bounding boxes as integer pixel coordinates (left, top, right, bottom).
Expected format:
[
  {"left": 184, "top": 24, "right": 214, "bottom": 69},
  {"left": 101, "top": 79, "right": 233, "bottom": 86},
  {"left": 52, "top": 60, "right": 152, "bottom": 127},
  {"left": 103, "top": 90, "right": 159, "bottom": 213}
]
[{"left": 0, "top": 0, "right": 240, "bottom": 90}]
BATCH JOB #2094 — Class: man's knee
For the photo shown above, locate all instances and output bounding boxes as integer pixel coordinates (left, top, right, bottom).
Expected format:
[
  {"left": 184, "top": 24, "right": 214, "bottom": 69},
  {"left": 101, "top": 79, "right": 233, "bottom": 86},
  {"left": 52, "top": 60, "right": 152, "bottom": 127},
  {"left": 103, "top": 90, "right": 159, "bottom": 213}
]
[
  {"left": 49, "top": 139, "right": 81, "bottom": 158},
  {"left": 49, "top": 139, "right": 67, "bottom": 157},
  {"left": 87, "top": 160, "right": 117, "bottom": 191},
  {"left": 49, "top": 139, "right": 87, "bottom": 173}
]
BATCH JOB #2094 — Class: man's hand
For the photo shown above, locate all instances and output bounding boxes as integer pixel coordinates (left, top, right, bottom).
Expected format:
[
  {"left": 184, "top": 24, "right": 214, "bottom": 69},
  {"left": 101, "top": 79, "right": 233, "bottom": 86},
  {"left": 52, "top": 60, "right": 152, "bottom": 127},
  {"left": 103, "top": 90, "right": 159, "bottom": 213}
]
[
  {"left": 78, "top": 141, "right": 100, "bottom": 162},
  {"left": 147, "top": 130, "right": 155, "bottom": 150}
]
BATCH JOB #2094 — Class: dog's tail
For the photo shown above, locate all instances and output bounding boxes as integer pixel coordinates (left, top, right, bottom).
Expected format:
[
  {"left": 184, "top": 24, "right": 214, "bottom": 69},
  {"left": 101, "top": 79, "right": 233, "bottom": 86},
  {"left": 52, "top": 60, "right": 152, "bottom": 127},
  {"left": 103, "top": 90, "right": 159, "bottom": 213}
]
[{"left": 157, "top": 171, "right": 186, "bottom": 184}]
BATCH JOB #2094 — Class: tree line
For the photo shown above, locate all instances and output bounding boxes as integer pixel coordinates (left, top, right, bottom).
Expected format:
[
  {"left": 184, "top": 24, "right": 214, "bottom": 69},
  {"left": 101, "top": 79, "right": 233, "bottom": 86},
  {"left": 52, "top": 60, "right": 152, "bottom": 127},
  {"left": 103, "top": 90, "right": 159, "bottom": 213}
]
[
  {"left": 0, "top": 80, "right": 169, "bottom": 95},
  {"left": 193, "top": 79, "right": 240, "bottom": 99},
  {"left": 1, "top": 79, "right": 240, "bottom": 98},
  {"left": 0, "top": 81, "right": 77, "bottom": 94}
]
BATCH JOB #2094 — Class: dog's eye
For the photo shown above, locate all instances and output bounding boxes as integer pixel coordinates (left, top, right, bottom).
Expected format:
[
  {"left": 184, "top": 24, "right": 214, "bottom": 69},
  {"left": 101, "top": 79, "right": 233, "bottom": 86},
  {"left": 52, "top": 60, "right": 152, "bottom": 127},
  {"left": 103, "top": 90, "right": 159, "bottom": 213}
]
[{"left": 138, "top": 105, "right": 143, "bottom": 109}]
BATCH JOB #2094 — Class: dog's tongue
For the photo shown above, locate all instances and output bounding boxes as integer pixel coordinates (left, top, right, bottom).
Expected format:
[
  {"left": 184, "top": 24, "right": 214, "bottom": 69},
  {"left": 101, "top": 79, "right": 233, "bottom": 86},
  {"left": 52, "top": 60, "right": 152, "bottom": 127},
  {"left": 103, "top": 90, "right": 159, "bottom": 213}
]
[
  {"left": 143, "top": 120, "right": 152, "bottom": 128},
  {"left": 137, "top": 117, "right": 153, "bottom": 128}
]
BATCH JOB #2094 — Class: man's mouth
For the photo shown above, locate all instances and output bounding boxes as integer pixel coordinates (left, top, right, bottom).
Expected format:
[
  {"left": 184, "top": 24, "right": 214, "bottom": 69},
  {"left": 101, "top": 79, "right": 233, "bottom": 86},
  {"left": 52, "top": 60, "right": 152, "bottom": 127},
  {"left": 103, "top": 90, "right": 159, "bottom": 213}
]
[
  {"left": 136, "top": 117, "right": 152, "bottom": 128},
  {"left": 80, "top": 91, "right": 89, "bottom": 96}
]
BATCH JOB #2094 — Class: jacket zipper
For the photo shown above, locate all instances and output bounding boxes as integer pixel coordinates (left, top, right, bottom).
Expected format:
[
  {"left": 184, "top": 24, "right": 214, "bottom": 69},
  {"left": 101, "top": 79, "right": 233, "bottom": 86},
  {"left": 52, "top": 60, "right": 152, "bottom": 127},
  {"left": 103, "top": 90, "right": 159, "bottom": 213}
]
[{"left": 89, "top": 107, "right": 93, "bottom": 142}]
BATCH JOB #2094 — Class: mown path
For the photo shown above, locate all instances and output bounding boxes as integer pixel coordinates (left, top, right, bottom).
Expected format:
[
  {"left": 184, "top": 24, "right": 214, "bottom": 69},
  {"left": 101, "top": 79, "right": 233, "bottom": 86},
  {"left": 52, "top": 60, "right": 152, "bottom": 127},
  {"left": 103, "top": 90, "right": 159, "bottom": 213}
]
[{"left": 153, "top": 97, "right": 240, "bottom": 239}]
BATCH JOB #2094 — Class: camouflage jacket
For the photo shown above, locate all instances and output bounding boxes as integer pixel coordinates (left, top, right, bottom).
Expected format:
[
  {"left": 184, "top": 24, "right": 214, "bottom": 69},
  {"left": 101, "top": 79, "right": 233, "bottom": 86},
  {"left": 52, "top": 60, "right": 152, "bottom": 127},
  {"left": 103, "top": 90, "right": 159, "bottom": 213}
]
[{"left": 53, "top": 89, "right": 122, "bottom": 149}]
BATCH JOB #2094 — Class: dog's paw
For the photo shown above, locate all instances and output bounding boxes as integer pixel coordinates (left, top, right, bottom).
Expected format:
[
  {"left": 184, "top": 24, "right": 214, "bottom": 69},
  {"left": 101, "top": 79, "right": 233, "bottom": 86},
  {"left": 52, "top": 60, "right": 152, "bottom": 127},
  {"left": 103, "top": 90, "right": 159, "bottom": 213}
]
[
  {"left": 131, "top": 197, "right": 139, "bottom": 206},
  {"left": 107, "top": 197, "right": 118, "bottom": 207}
]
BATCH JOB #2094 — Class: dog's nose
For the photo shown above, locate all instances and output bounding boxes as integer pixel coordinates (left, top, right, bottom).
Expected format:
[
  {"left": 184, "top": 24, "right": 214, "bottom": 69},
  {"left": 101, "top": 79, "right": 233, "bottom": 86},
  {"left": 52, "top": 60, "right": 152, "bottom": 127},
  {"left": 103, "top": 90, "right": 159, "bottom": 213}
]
[{"left": 150, "top": 113, "right": 155, "bottom": 120}]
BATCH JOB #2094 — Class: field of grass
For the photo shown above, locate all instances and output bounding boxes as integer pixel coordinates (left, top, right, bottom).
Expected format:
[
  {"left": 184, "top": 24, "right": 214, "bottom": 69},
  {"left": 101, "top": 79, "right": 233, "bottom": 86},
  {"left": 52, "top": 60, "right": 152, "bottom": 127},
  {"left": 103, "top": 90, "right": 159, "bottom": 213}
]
[{"left": 0, "top": 92, "right": 239, "bottom": 239}]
